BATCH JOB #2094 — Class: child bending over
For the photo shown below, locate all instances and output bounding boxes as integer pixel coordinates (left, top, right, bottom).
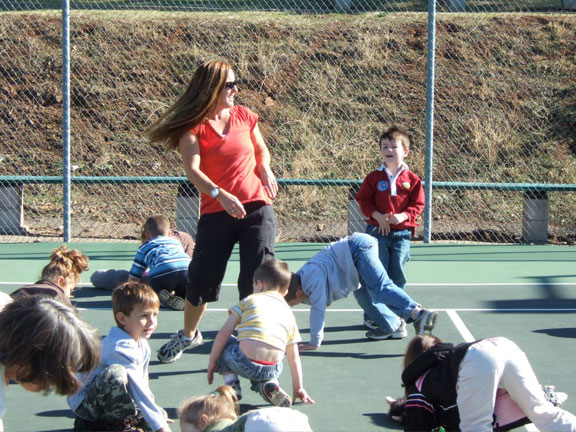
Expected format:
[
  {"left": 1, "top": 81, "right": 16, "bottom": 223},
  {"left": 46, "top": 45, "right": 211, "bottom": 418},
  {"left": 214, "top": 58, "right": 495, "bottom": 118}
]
[
  {"left": 68, "top": 282, "right": 173, "bottom": 432},
  {"left": 397, "top": 334, "right": 576, "bottom": 431},
  {"left": 207, "top": 259, "right": 314, "bottom": 408},
  {"left": 0, "top": 296, "right": 101, "bottom": 431},
  {"left": 11, "top": 245, "right": 89, "bottom": 306},
  {"left": 128, "top": 214, "right": 191, "bottom": 311},
  {"left": 284, "top": 233, "right": 437, "bottom": 349},
  {"left": 179, "top": 385, "right": 312, "bottom": 432}
]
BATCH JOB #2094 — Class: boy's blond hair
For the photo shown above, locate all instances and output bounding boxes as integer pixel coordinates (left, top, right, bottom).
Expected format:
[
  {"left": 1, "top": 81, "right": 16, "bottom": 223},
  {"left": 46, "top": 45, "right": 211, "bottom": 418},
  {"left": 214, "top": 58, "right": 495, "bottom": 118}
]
[
  {"left": 253, "top": 259, "right": 291, "bottom": 292},
  {"left": 112, "top": 282, "right": 160, "bottom": 326},
  {"left": 141, "top": 214, "right": 170, "bottom": 241},
  {"left": 380, "top": 126, "right": 412, "bottom": 152}
]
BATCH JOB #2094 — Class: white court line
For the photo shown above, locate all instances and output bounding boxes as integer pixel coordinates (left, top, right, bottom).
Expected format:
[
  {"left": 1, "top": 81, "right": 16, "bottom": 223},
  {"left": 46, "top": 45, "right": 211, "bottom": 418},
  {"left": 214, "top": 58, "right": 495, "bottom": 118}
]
[
  {"left": 446, "top": 309, "right": 475, "bottom": 342},
  {"left": 447, "top": 309, "right": 539, "bottom": 432}
]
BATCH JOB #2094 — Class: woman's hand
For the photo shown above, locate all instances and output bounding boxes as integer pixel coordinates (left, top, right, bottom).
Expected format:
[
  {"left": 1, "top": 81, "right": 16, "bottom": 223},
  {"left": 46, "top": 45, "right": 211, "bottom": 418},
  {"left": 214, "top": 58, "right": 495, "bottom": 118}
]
[
  {"left": 259, "top": 166, "right": 278, "bottom": 200},
  {"left": 217, "top": 189, "right": 246, "bottom": 219}
]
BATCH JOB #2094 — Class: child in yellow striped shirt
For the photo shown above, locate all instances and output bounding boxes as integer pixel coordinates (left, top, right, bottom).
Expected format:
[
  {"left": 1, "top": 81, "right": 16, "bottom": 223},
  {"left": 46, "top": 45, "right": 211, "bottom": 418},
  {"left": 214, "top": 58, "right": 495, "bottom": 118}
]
[{"left": 207, "top": 259, "right": 314, "bottom": 408}]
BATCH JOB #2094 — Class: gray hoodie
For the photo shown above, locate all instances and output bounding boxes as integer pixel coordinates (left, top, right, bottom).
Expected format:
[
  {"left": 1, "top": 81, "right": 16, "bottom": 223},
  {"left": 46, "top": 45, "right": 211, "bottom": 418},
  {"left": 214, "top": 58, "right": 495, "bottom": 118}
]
[{"left": 296, "top": 237, "right": 359, "bottom": 347}]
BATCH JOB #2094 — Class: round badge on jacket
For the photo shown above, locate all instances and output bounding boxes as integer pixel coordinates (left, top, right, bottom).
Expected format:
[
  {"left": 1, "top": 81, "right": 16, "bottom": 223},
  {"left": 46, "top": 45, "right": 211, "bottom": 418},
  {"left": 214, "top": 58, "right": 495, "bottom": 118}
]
[{"left": 377, "top": 180, "right": 389, "bottom": 192}]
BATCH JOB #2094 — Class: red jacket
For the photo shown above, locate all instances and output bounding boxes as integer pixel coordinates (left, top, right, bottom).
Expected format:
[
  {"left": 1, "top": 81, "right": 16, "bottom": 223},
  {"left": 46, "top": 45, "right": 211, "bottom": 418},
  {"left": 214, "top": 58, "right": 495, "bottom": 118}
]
[{"left": 356, "top": 165, "right": 424, "bottom": 234}]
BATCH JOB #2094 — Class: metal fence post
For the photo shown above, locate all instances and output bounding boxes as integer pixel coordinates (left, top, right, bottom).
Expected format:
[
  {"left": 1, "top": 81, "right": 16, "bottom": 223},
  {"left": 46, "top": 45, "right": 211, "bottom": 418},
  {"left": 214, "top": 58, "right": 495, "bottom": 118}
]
[
  {"left": 423, "top": 0, "right": 437, "bottom": 243},
  {"left": 62, "top": 0, "right": 71, "bottom": 242}
]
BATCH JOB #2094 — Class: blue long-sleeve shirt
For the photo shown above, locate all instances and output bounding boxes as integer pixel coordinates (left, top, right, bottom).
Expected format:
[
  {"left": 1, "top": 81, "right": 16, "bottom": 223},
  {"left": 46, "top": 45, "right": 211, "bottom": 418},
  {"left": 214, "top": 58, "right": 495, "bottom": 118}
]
[
  {"left": 129, "top": 235, "right": 190, "bottom": 279},
  {"left": 67, "top": 326, "right": 168, "bottom": 431},
  {"left": 296, "top": 237, "right": 359, "bottom": 347}
]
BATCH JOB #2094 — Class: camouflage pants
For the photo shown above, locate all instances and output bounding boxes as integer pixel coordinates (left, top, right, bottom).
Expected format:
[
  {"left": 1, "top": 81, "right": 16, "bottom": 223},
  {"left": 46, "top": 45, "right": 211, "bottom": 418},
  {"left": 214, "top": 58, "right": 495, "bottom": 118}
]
[{"left": 75, "top": 364, "right": 139, "bottom": 422}]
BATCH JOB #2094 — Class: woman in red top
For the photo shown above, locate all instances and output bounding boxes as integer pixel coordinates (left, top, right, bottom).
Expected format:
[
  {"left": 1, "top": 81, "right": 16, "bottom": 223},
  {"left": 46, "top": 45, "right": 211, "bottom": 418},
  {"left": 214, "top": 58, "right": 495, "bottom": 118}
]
[{"left": 146, "top": 60, "right": 278, "bottom": 363}]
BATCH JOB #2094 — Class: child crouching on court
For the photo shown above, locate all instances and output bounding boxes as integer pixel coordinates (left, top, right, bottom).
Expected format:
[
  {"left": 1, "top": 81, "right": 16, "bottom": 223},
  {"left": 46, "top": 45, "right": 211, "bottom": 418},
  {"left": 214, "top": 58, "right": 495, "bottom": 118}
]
[
  {"left": 207, "top": 259, "right": 314, "bottom": 408},
  {"left": 128, "top": 214, "right": 191, "bottom": 311},
  {"left": 68, "top": 282, "right": 172, "bottom": 432}
]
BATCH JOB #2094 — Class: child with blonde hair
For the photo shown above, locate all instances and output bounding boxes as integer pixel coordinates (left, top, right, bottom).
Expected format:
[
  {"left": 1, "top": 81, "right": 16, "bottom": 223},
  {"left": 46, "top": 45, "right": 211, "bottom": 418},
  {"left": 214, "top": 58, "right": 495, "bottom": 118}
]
[
  {"left": 11, "top": 245, "right": 89, "bottom": 306},
  {"left": 179, "top": 385, "right": 312, "bottom": 432}
]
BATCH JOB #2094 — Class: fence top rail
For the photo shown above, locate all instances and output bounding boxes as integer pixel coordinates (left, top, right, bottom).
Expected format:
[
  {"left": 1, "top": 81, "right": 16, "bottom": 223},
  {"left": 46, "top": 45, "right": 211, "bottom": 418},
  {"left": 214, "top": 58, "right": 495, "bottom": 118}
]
[{"left": 1, "top": 176, "right": 576, "bottom": 192}]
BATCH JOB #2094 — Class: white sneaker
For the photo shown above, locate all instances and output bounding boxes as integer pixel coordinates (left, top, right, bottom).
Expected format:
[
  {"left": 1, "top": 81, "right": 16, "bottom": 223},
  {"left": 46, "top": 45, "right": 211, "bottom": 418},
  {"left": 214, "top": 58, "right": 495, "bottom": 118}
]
[
  {"left": 157, "top": 329, "right": 202, "bottom": 363},
  {"left": 544, "top": 385, "right": 568, "bottom": 406},
  {"left": 258, "top": 381, "right": 292, "bottom": 407},
  {"left": 364, "top": 319, "right": 379, "bottom": 331},
  {"left": 366, "top": 320, "right": 407, "bottom": 340},
  {"left": 413, "top": 309, "right": 438, "bottom": 335}
]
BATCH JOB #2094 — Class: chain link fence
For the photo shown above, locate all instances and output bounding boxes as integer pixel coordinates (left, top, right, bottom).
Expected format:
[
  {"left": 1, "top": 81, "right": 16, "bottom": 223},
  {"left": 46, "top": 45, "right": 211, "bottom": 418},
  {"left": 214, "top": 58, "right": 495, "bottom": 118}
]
[{"left": 1, "top": 0, "right": 575, "bottom": 244}]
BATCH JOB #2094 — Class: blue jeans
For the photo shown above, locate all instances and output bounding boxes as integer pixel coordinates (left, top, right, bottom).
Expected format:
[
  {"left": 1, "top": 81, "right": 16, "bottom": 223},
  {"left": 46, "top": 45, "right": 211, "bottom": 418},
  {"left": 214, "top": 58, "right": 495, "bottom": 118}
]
[
  {"left": 365, "top": 225, "right": 411, "bottom": 290},
  {"left": 217, "top": 336, "right": 283, "bottom": 391},
  {"left": 348, "top": 233, "right": 419, "bottom": 333}
]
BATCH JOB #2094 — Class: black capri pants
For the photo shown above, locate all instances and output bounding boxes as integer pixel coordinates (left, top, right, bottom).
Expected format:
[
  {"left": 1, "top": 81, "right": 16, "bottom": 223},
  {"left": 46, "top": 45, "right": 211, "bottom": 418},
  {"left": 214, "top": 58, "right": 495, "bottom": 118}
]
[{"left": 186, "top": 202, "right": 276, "bottom": 306}]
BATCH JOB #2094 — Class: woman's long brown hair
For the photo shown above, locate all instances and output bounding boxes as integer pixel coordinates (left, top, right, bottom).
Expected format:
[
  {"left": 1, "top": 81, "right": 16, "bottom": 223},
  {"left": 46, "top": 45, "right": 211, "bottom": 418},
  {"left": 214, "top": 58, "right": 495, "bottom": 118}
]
[{"left": 145, "top": 60, "right": 231, "bottom": 151}]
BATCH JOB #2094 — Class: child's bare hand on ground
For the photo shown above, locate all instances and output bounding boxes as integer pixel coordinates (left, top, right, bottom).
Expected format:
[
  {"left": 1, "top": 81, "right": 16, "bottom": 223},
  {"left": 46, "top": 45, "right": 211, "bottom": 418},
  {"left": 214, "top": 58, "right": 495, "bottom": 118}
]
[
  {"left": 298, "top": 342, "right": 318, "bottom": 351},
  {"left": 293, "top": 388, "right": 315, "bottom": 405},
  {"left": 207, "top": 361, "right": 218, "bottom": 385}
]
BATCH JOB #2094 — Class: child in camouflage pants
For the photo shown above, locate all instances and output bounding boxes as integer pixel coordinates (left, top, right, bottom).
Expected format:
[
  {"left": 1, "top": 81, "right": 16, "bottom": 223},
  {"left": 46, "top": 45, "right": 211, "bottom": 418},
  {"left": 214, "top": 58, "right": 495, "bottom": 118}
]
[{"left": 67, "top": 282, "right": 172, "bottom": 432}]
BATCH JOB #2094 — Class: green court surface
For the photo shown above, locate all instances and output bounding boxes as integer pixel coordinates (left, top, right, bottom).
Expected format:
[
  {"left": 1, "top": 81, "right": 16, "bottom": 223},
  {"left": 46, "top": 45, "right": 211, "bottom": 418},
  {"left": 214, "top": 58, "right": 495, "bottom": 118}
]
[{"left": 0, "top": 241, "right": 575, "bottom": 431}]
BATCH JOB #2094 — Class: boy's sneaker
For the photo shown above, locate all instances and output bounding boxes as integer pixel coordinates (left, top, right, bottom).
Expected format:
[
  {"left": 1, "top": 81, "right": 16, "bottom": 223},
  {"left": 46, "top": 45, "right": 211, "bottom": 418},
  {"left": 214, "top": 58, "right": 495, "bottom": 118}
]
[
  {"left": 228, "top": 379, "right": 243, "bottom": 401},
  {"left": 157, "top": 329, "right": 202, "bottom": 363},
  {"left": 157, "top": 290, "right": 185, "bottom": 311},
  {"left": 364, "top": 319, "right": 379, "bottom": 331},
  {"left": 544, "top": 385, "right": 568, "bottom": 406},
  {"left": 413, "top": 309, "right": 438, "bottom": 335},
  {"left": 258, "top": 381, "right": 292, "bottom": 407},
  {"left": 366, "top": 320, "right": 408, "bottom": 340}
]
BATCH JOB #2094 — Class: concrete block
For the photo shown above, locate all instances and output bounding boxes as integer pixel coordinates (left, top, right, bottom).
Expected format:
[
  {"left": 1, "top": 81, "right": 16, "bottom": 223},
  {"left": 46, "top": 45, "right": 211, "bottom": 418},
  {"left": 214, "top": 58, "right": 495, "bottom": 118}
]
[
  {"left": 522, "top": 193, "right": 549, "bottom": 243},
  {"left": 0, "top": 186, "right": 26, "bottom": 235},
  {"left": 348, "top": 187, "right": 367, "bottom": 235},
  {"left": 176, "top": 183, "right": 200, "bottom": 240}
]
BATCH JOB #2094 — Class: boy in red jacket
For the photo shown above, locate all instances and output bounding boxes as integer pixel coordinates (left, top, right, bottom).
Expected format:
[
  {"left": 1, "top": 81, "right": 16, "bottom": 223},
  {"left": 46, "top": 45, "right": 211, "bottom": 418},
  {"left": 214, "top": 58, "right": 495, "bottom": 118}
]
[{"left": 356, "top": 127, "right": 424, "bottom": 339}]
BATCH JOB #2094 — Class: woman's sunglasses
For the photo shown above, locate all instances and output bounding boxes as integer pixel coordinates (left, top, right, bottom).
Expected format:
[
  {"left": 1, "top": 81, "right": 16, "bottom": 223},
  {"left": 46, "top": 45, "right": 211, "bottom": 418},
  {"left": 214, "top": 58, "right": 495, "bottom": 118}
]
[{"left": 225, "top": 81, "right": 238, "bottom": 90}]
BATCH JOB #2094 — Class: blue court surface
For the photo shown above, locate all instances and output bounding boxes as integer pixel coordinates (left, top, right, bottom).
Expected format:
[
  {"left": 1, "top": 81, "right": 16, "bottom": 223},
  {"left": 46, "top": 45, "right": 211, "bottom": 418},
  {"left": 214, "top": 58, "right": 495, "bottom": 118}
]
[{"left": 0, "top": 241, "right": 575, "bottom": 431}]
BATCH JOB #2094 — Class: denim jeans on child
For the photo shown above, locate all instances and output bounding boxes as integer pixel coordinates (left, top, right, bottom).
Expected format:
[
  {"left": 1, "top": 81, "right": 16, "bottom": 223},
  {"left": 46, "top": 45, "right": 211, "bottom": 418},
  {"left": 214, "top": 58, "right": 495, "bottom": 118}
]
[
  {"left": 348, "top": 233, "right": 418, "bottom": 333},
  {"left": 365, "top": 225, "right": 411, "bottom": 290},
  {"left": 217, "top": 336, "right": 283, "bottom": 392}
]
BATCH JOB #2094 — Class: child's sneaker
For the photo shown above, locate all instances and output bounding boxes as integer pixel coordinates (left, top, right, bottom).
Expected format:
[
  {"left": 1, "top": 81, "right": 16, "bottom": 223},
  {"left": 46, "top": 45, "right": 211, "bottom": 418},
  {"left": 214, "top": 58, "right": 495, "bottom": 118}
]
[
  {"left": 366, "top": 320, "right": 407, "bottom": 340},
  {"left": 544, "top": 385, "right": 568, "bottom": 406},
  {"left": 258, "top": 381, "right": 292, "bottom": 407},
  {"left": 157, "top": 290, "right": 185, "bottom": 311},
  {"left": 364, "top": 318, "right": 379, "bottom": 330},
  {"left": 228, "top": 379, "right": 243, "bottom": 401},
  {"left": 413, "top": 309, "right": 438, "bottom": 335},
  {"left": 157, "top": 329, "right": 202, "bottom": 363}
]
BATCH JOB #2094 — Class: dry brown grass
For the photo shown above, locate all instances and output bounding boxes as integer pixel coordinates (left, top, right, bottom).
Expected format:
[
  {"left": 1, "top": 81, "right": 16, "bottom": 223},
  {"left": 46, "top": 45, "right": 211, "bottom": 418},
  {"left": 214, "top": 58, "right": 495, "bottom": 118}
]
[{"left": 1, "top": 11, "right": 575, "bottom": 243}]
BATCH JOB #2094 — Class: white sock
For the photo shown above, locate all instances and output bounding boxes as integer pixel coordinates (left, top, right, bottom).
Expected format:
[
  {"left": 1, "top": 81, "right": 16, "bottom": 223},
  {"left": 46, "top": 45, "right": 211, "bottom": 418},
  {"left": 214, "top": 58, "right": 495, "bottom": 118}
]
[{"left": 224, "top": 374, "right": 239, "bottom": 385}]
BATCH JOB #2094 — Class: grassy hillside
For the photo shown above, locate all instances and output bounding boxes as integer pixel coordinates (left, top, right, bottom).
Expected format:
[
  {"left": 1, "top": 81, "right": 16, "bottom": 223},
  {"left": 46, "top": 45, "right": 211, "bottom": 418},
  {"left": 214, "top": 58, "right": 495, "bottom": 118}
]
[{"left": 1, "top": 11, "right": 575, "bottom": 242}]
